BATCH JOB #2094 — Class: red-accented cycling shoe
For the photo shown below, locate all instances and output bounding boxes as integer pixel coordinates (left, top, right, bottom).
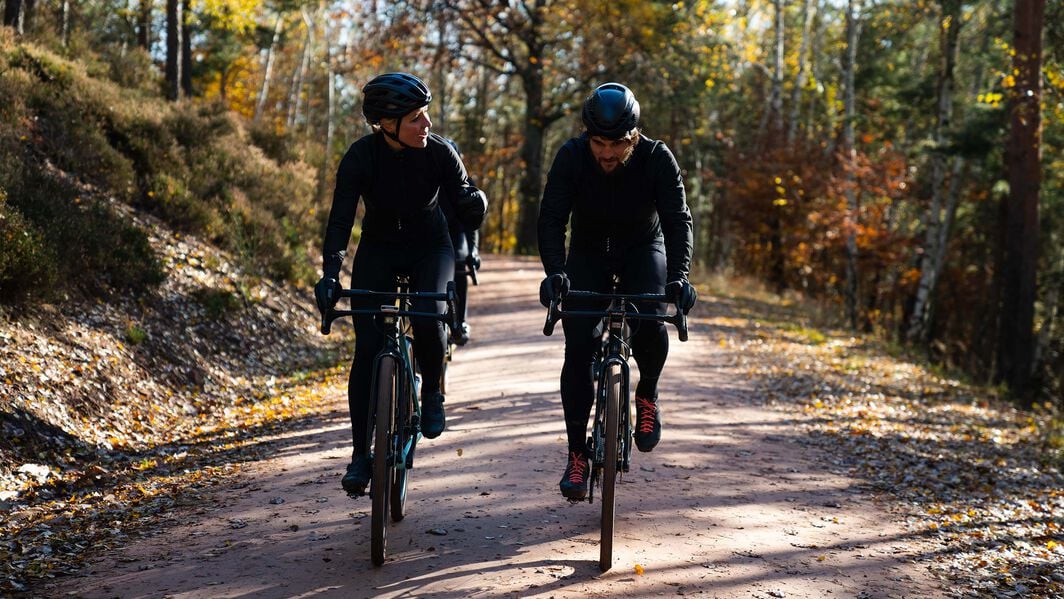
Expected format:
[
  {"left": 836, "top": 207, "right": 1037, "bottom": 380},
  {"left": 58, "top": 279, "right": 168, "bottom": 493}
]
[
  {"left": 634, "top": 395, "right": 661, "bottom": 452},
  {"left": 559, "top": 450, "right": 589, "bottom": 500}
]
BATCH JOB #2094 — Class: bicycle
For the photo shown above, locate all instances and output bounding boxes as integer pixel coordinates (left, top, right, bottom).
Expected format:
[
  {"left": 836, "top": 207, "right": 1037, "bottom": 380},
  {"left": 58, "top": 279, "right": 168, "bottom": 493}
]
[
  {"left": 442, "top": 253, "right": 479, "bottom": 394},
  {"left": 321, "top": 276, "right": 457, "bottom": 566},
  {"left": 543, "top": 274, "right": 688, "bottom": 572}
]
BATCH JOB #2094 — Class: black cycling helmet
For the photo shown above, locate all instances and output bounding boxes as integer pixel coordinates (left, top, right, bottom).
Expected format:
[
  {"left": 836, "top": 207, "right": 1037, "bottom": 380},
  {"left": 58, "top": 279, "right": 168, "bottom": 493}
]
[
  {"left": 581, "top": 83, "right": 640, "bottom": 139},
  {"left": 361, "top": 73, "right": 432, "bottom": 123}
]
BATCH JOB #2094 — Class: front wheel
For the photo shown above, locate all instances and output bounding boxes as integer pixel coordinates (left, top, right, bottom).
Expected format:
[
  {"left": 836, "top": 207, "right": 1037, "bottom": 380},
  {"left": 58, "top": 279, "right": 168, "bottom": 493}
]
[
  {"left": 599, "top": 364, "right": 622, "bottom": 572},
  {"left": 391, "top": 364, "right": 413, "bottom": 521},
  {"left": 371, "top": 357, "right": 397, "bottom": 566}
]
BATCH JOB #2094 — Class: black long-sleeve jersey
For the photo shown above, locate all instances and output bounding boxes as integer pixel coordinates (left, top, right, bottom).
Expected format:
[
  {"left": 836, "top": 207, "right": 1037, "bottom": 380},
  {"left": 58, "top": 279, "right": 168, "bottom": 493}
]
[
  {"left": 537, "top": 133, "right": 694, "bottom": 282},
  {"left": 322, "top": 132, "right": 475, "bottom": 279}
]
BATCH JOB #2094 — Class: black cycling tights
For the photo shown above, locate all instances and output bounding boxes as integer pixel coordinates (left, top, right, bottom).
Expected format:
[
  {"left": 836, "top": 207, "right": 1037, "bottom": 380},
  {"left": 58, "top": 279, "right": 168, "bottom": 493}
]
[
  {"left": 347, "top": 238, "right": 454, "bottom": 454},
  {"left": 451, "top": 230, "right": 470, "bottom": 325},
  {"left": 560, "top": 246, "right": 668, "bottom": 454}
]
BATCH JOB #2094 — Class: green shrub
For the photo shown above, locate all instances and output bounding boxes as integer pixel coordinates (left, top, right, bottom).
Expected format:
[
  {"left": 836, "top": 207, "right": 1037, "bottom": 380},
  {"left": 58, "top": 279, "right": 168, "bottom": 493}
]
[
  {"left": 191, "top": 286, "right": 240, "bottom": 319},
  {"left": 248, "top": 121, "right": 298, "bottom": 164},
  {"left": 27, "top": 84, "right": 136, "bottom": 198},
  {"left": 7, "top": 169, "right": 164, "bottom": 297},
  {"left": 125, "top": 324, "right": 148, "bottom": 345},
  {"left": 98, "top": 46, "right": 160, "bottom": 93},
  {"left": 0, "top": 195, "right": 58, "bottom": 303},
  {"left": 146, "top": 173, "right": 220, "bottom": 233}
]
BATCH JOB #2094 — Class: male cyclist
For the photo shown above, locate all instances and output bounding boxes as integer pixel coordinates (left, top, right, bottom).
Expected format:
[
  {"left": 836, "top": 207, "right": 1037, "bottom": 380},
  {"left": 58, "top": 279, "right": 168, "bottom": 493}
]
[{"left": 537, "top": 83, "right": 696, "bottom": 500}]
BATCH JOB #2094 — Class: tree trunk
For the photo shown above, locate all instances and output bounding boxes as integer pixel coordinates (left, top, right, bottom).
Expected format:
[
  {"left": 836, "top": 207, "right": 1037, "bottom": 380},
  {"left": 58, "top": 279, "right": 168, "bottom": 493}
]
[
  {"left": 287, "top": 8, "right": 314, "bottom": 129},
  {"left": 58, "top": 0, "right": 70, "bottom": 46},
  {"left": 4, "top": 0, "right": 18, "bottom": 29},
  {"left": 180, "top": 1, "right": 192, "bottom": 97},
  {"left": 516, "top": 69, "right": 546, "bottom": 254},
  {"left": 758, "top": 0, "right": 785, "bottom": 141},
  {"left": 137, "top": 0, "right": 152, "bottom": 49},
  {"left": 997, "top": 0, "right": 1044, "bottom": 403},
  {"left": 841, "top": 0, "right": 863, "bottom": 329},
  {"left": 165, "top": 0, "right": 182, "bottom": 101},
  {"left": 788, "top": 0, "right": 816, "bottom": 147},
  {"left": 325, "top": 18, "right": 335, "bottom": 157},
  {"left": 906, "top": 0, "right": 963, "bottom": 343},
  {"left": 431, "top": 13, "right": 450, "bottom": 136},
  {"left": 514, "top": 5, "right": 552, "bottom": 255},
  {"left": 255, "top": 13, "right": 284, "bottom": 123}
]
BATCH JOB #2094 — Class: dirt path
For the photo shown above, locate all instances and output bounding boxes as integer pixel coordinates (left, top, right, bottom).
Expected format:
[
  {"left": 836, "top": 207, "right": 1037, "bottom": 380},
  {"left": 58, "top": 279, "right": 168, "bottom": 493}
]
[{"left": 50, "top": 256, "right": 943, "bottom": 598}]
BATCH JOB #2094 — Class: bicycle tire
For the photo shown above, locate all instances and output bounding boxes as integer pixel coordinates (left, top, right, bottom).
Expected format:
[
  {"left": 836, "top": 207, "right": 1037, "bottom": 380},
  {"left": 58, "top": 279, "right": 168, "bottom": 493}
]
[
  {"left": 600, "top": 363, "right": 622, "bottom": 572},
  {"left": 391, "top": 360, "right": 412, "bottom": 522},
  {"left": 371, "top": 357, "right": 396, "bottom": 567}
]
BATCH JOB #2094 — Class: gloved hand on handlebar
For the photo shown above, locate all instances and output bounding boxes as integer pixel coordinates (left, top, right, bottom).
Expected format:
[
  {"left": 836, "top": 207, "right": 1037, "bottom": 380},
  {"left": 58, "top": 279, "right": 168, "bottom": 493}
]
[
  {"left": 468, "top": 248, "right": 481, "bottom": 271},
  {"left": 539, "top": 273, "right": 570, "bottom": 308},
  {"left": 314, "top": 277, "right": 342, "bottom": 314},
  {"left": 665, "top": 279, "right": 697, "bottom": 315}
]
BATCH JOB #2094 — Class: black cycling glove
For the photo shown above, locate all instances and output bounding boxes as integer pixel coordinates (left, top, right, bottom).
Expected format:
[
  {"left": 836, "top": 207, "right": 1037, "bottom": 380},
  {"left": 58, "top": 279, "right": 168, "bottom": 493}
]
[
  {"left": 665, "top": 279, "right": 697, "bottom": 314},
  {"left": 314, "top": 277, "right": 342, "bottom": 314},
  {"left": 539, "top": 273, "right": 570, "bottom": 308}
]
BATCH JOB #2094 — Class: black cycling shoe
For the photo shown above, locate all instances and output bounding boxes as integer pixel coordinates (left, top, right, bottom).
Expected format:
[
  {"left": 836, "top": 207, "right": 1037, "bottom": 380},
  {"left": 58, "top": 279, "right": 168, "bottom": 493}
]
[
  {"left": 421, "top": 392, "right": 446, "bottom": 439},
  {"left": 341, "top": 453, "right": 371, "bottom": 496},
  {"left": 559, "top": 449, "right": 590, "bottom": 500},
  {"left": 454, "top": 322, "right": 471, "bottom": 346},
  {"left": 634, "top": 395, "right": 661, "bottom": 452}
]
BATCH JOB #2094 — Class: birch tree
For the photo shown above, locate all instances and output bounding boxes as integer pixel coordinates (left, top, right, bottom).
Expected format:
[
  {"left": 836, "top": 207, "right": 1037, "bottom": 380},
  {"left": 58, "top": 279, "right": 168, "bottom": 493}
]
[{"left": 906, "top": 0, "right": 964, "bottom": 343}]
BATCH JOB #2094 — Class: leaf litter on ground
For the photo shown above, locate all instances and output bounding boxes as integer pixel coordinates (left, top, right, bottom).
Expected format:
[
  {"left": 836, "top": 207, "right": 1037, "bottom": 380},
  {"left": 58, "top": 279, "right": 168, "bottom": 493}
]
[{"left": 699, "top": 284, "right": 1063, "bottom": 597}]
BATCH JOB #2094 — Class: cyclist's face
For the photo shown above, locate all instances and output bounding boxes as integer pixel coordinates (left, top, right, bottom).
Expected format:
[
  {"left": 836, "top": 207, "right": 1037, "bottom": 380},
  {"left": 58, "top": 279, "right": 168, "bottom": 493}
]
[
  {"left": 589, "top": 134, "right": 637, "bottom": 173},
  {"left": 384, "top": 106, "right": 432, "bottom": 149}
]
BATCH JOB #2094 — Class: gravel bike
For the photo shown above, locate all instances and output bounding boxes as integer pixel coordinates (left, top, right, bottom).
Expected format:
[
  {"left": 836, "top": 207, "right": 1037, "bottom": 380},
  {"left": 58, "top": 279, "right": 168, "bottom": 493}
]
[
  {"left": 543, "top": 274, "right": 688, "bottom": 571},
  {"left": 321, "top": 276, "right": 457, "bottom": 566}
]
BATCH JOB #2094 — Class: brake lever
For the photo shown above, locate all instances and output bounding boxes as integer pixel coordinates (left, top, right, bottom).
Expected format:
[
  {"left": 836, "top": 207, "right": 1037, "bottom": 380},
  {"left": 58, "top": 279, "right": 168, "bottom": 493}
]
[{"left": 543, "top": 296, "right": 560, "bottom": 336}]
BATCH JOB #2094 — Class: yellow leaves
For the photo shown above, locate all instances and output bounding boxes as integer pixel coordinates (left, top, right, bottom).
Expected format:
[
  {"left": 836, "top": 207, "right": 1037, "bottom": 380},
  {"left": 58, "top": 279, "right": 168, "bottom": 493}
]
[
  {"left": 634, "top": 563, "right": 645, "bottom": 575},
  {"left": 978, "top": 92, "right": 1004, "bottom": 107},
  {"left": 1002, "top": 75, "right": 1016, "bottom": 89},
  {"left": 1047, "top": 540, "right": 1059, "bottom": 551},
  {"left": 196, "top": 0, "right": 261, "bottom": 33}
]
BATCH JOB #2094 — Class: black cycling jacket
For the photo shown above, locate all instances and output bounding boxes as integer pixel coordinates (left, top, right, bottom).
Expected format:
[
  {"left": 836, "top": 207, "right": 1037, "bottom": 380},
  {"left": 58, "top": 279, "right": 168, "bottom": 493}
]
[
  {"left": 537, "top": 133, "right": 694, "bottom": 282},
  {"left": 322, "top": 132, "right": 477, "bottom": 279}
]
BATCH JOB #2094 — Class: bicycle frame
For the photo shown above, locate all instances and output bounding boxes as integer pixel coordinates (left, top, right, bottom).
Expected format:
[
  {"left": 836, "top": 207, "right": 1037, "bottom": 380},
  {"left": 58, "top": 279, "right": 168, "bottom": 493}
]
[
  {"left": 543, "top": 276, "right": 688, "bottom": 571},
  {"left": 320, "top": 278, "right": 456, "bottom": 566},
  {"left": 322, "top": 280, "right": 457, "bottom": 467}
]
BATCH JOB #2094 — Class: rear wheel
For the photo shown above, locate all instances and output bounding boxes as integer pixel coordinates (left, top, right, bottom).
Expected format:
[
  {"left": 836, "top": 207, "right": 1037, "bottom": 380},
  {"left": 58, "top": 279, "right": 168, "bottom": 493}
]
[
  {"left": 599, "top": 364, "right": 622, "bottom": 572},
  {"left": 371, "top": 357, "right": 396, "bottom": 567}
]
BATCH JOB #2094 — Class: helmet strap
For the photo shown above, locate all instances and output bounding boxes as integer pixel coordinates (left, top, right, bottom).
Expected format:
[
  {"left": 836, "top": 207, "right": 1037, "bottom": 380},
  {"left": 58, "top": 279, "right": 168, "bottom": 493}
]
[{"left": 381, "top": 115, "right": 415, "bottom": 149}]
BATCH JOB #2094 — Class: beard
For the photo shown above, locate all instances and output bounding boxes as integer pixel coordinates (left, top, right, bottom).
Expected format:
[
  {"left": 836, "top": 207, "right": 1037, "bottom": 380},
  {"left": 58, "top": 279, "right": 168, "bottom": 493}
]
[{"left": 594, "top": 146, "right": 636, "bottom": 176}]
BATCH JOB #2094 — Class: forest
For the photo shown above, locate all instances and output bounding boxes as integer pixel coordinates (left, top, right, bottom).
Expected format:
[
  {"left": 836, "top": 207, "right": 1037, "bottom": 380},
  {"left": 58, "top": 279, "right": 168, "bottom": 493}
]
[{"left": 1, "top": 0, "right": 1061, "bottom": 404}]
